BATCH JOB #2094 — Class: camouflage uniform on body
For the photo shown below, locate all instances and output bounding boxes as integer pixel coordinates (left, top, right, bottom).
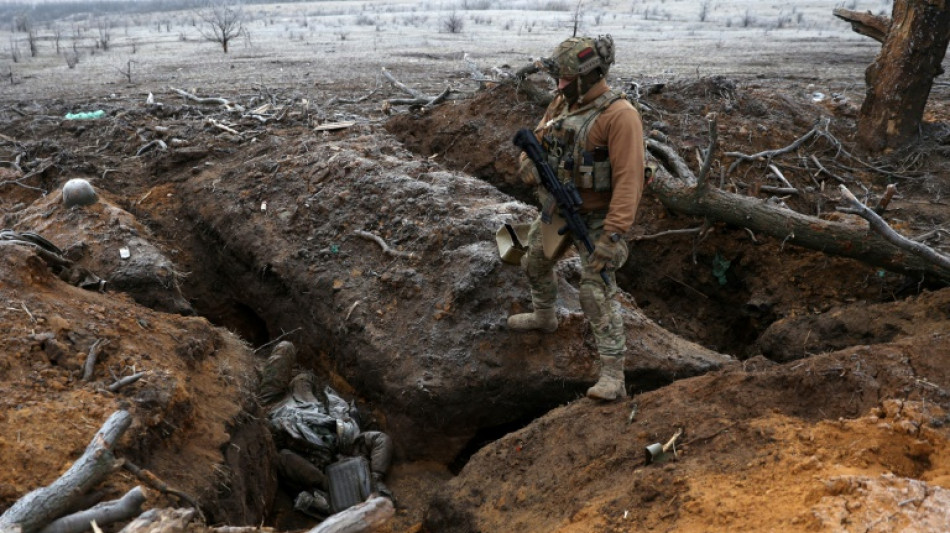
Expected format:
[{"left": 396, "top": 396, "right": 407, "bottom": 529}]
[
  {"left": 509, "top": 35, "right": 645, "bottom": 402},
  {"left": 259, "top": 341, "right": 394, "bottom": 517}
]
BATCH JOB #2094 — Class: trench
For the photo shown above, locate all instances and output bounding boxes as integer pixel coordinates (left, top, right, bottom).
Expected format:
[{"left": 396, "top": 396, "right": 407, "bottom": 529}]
[
  {"left": 125, "top": 92, "right": 794, "bottom": 525},
  {"left": 136, "top": 145, "right": 788, "bottom": 529},
  {"left": 154, "top": 190, "right": 768, "bottom": 529}
]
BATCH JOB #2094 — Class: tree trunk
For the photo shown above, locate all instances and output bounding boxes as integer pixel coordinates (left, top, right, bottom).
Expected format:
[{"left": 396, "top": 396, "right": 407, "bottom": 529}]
[
  {"left": 647, "top": 140, "right": 950, "bottom": 284},
  {"left": 856, "top": 0, "right": 950, "bottom": 152}
]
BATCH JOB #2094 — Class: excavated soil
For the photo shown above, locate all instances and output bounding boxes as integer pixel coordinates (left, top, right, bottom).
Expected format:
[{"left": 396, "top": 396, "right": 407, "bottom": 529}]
[{"left": 4, "top": 49, "right": 950, "bottom": 533}]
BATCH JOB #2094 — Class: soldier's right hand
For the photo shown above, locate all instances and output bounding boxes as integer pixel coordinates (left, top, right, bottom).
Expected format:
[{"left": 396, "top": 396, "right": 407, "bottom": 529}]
[{"left": 518, "top": 153, "right": 541, "bottom": 186}]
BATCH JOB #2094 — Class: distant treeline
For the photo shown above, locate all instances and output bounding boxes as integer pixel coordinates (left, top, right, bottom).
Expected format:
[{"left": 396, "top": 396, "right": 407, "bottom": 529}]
[{"left": 0, "top": 0, "right": 321, "bottom": 24}]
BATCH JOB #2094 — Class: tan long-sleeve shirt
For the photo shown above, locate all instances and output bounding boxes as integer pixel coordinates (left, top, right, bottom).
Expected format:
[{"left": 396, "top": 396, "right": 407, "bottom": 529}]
[{"left": 536, "top": 80, "right": 646, "bottom": 236}]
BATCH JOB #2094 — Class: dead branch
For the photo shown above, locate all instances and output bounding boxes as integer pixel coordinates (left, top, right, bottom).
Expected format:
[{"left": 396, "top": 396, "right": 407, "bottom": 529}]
[
  {"left": 108, "top": 371, "right": 147, "bottom": 393},
  {"left": 809, "top": 154, "right": 848, "bottom": 184},
  {"left": 874, "top": 183, "right": 897, "bottom": 215},
  {"left": 82, "top": 339, "right": 107, "bottom": 382},
  {"left": 121, "top": 462, "right": 200, "bottom": 512},
  {"left": 354, "top": 230, "right": 417, "bottom": 260},
  {"left": 208, "top": 526, "right": 274, "bottom": 533},
  {"left": 381, "top": 67, "right": 423, "bottom": 99},
  {"left": 697, "top": 115, "right": 718, "bottom": 187},
  {"left": 37, "top": 487, "right": 146, "bottom": 533},
  {"left": 328, "top": 87, "right": 381, "bottom": 106},
  {"left": 307, "top": 496, "right": 394, "bottom": 533},
  {"left": 683, "top": 422, "right": 739, "bottom": 447},
  {"left": 135, "top": 139, "right": 167, "bottom": 157},
  {"left": 633, "top": 227, "right": 703, "bottom": 241},
  {"left": 253, "top": 327, "right": 303, "bottom": 354},
  {"left": 117, "top": 509, "right": 196, "bottom": 533},
  {"left": 169, "top": 87, "right": 244, "bottom": 112},
  {"left": 424, "top": 86, "right": 453, "bottom": 108},
  {"left": 767, "top": 164, "right": 795, "bottom": 189},
  {"left": 833, "top": 8, "right": 890, "bottom": 44},
  {"left": 837, "top": 185, "right": 950, "bottom": 271},
  {"left": 662, "top": 428, "right": 683, "bottom": 454},
  {"left": 0, "top": 410, "right": 132, "bottom": 533},
  {"left": 726, "top": 118, "right": 827, "bottom": 175},
  {"left": 207, "top": 119, "right": 240, "bottom": 136}
]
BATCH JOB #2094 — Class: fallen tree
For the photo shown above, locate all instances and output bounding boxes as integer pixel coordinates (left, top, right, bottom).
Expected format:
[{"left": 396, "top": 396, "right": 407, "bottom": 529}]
[{"left": 646, "top": 137, "right": 950, "bottom": 285}]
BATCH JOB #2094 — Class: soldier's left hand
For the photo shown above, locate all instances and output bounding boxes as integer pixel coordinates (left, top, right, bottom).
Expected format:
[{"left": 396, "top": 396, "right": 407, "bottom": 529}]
[
  {"left": 588, "top": 233, "right": 625, "bottom": 272},
  {"left": 518, "top": 153, "right": 541, "bottom": 185}
]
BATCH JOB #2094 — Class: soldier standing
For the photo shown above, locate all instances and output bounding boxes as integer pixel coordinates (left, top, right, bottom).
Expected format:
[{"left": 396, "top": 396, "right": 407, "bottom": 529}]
[{"left": 508, "top": 35, "right": 646, "bottom": 402}]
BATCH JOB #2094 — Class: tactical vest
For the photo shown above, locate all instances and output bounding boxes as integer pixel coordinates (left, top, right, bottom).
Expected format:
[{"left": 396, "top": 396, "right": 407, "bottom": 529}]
[{"left": 541, "top": 90, "right": 626, "bottom": 194}]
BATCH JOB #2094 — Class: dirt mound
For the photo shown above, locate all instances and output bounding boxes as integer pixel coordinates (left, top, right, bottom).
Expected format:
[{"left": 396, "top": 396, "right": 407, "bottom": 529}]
[
  {"left": 0, "top": 242, "right": 272, "bottom": 523},
  {"left": 758, "top": 287, "right": 950, "bottom": 362},
  {"left": 426, "top": 339, "right": 950, "bottom": 532}
]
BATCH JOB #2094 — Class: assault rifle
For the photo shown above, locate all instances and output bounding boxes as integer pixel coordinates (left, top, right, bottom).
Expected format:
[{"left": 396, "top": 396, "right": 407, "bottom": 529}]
[{"left": 513, "top": 128, "right": 610, "bottom": 285}]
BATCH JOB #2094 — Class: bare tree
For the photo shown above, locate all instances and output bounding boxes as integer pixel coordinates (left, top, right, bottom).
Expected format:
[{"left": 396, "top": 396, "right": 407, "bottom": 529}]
[
  {"left": 115, "top": 59, "right": 135, "bottom": 83},
  {"left": 9, "top": 35, "right": 20, "bottom": 63},
  {"left": 54, "top": 29, "right": 62, "bottom": 54},
  {"left": 96, "top": 18, "right": 111, "bottom": 51},
  {"left": 196, "top": 0, "right": 245, "bottom": 53},
  {"left": 442, "top": 11, "right": 464, "bottom": 34},
  {"left": 27, "top": 29, "right": 37, "bottom": 57},
  {"left": 699, "top": 0, "right": 712, "bottom": 22}
]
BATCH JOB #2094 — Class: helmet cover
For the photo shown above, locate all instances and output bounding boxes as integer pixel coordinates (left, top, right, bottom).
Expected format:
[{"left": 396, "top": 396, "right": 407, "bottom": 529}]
[{"left": 550, "top": 35, "right": 615, "bottom": 79}]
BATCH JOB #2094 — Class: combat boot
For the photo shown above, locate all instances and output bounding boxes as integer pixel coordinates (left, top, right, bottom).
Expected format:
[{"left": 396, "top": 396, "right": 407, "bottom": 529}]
[
  {"left": 586, "top": 355, "right": 627, "bottom": 401},
  {"left": 507, "top": 307, "right": 558, "bottom": 332}
]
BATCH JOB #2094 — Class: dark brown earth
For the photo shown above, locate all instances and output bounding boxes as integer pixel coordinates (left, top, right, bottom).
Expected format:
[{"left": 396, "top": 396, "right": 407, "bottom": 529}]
[{"left": 3, "top": 67, "right": 950, "bottom": 533}]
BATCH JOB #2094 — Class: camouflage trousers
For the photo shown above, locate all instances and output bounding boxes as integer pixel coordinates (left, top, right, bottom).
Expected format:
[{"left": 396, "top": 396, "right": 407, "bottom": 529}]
[{"left": 521, "top": 213, "right": 628, "bottom": 358}]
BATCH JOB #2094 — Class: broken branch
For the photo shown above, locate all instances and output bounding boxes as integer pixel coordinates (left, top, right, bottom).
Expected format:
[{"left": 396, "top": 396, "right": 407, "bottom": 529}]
[
  {"left": 207, "top": 119, "right": 240, "bottom": 136},
  {"left": 837, "top": 185, "right": 950, "bottom": 272},
  {"left": 662, "top": 428, "right": 683, "bottom": 455},
  {"left": 121, "top": 462, "right": 200, "bottom": 512},
  {"left": 381, "top": 68, "right": 423, "bottom": 99},
  {"left": 0, "top": 410, "right": 132, "bottom": 533},
  {"left": 82, "top": 339, "right": 107, "bottom": 382},
  {"left": 633, "top": 227, "right": 704, "bottom": 241},
  {"left": 833, "top": 8, "right": 890, "bottom": 43},
  {"left": 108, "top": 371, "right": 147, "bottom": 393},
  {"left": 354, "top": 230, "right": 417, "bottom": 260},
  {"left": 307, "top": 496, "right": 394, "bottom": 533},
  {"left": 696, "top": 115, "right": 718, "bottom": 188},
  {"left": 810, "top": 154, "right": 848, "bottom": 184},
  {"left": 37, "top": 487, "right": 146, "bottom": 533},
  {"left": 726, "top": 118, "right": 827, "bottom": 175},
  {"left": 874, "top": 183, "right": 897, "bottom": 215},
  {"left": 169, "top": 87, "right": 244, "bottom": 112}
]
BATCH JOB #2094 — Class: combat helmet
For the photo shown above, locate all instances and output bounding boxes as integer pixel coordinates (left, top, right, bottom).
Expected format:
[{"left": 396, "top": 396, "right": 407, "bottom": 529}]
[{"left": 550, "top": 34, "right": 615, "bottom": 80}]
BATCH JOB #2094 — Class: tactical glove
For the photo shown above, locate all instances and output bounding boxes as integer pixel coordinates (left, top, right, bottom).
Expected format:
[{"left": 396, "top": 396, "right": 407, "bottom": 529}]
[
  {"left": 588, "top": 232, "right": 625, "bottom": 272},
  {"left": 518, "top": 153, "right": 541, "bottom": 186}
]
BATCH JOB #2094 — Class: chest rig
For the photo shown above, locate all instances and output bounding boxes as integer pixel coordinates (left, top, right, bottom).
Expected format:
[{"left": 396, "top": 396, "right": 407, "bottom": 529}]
[{"left": 541, "top": 90, "right": 624, "bottom": 195}]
